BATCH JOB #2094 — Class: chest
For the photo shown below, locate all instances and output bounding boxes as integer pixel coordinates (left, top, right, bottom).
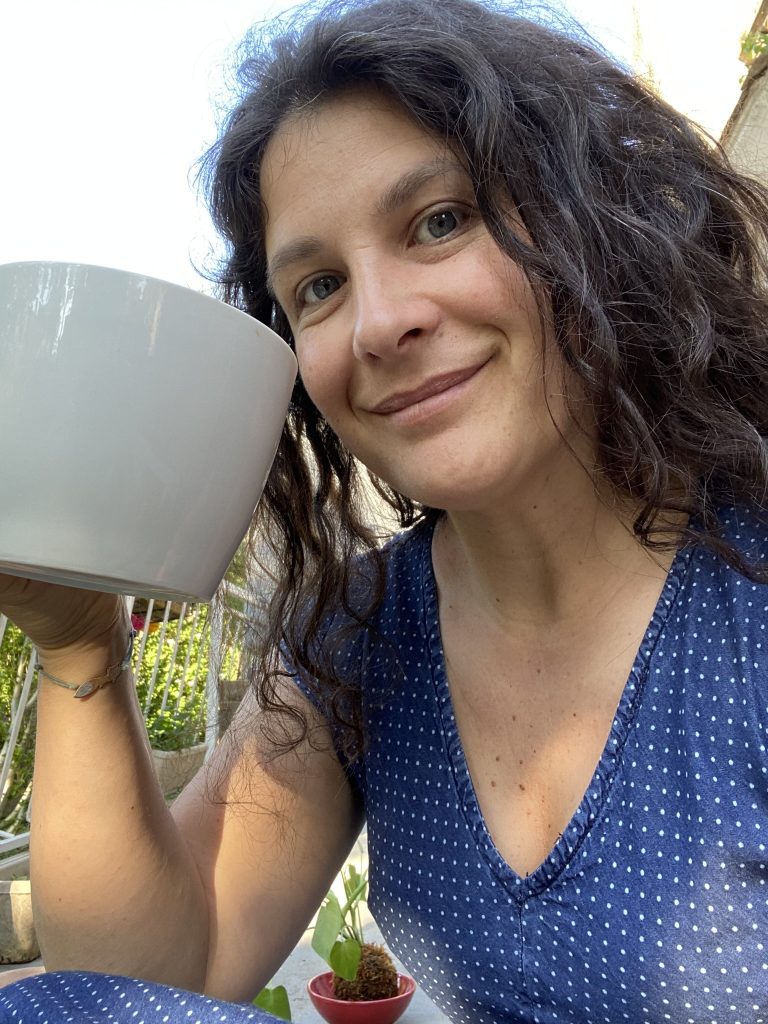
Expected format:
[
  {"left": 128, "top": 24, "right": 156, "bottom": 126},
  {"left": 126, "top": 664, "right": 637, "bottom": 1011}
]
[
  {"left": 361, "top": 523, "right": 768, "bottom": 1022},
  {"left": 362, "top": 585, "right": 768, "bottom": 1024},
  {"left": 439, "top": 589, "right": 663, "bottom": 877},
  {"left": 364, "top": 634, "right": 768, "bottom": 1024}
]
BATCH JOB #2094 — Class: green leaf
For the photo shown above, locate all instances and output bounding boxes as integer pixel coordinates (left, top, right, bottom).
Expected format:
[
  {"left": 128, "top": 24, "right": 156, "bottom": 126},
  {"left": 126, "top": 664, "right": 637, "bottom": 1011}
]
[
  {"left": 312, "top": 892, "right": 344, "bottom": 962},
  {"left": 252, "top": 985, "right": 292, "bottom": 1021},
  {"left": 343, "top": 863, "right": 359, "bottom": 902},
  {"left": 329, "top": 938, "right": 362, "bottom": 982},
  {"left": 339, "top": 876, "right": 368, "bottom": 920}
]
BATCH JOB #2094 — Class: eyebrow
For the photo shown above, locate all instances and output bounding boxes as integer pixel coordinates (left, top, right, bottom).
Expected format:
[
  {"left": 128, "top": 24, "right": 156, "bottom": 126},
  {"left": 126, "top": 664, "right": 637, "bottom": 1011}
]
[
  {"left": 374, "top": 156, "right": 465, "bottom": 217},
  {"left": 265, "top": 156, "right": 466, "bottom": 298},
  {"left": 266, "top": 237, "right": 324, "bottom": 299}
]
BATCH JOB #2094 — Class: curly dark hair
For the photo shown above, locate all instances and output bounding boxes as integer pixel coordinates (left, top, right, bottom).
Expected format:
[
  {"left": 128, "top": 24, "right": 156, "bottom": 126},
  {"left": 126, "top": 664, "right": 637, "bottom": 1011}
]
[{"left": 199, "top": 0, "right": 768, "bottom": 761}]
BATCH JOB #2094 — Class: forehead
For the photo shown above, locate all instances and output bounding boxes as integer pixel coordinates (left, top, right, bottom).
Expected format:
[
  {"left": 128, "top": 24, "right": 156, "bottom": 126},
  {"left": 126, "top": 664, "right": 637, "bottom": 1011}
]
[
  {"left": 262, "top": 89, "right": 443, "bottom": 183},
  {"left": 260, "top": 91, "right": 456, "bottom": 242}
]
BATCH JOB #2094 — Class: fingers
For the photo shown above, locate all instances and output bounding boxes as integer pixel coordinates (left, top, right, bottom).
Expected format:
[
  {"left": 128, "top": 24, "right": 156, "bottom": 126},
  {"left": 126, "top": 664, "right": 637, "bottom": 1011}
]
[{"left": 0, "top": 574, "right": 125, "bottom": 653}]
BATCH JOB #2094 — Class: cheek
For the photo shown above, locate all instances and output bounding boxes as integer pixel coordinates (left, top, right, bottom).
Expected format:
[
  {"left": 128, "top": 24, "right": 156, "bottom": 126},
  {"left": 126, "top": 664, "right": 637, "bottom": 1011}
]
[
  {"left": 295, "top": 335, "right": 346, "bottom": 423},
  {"left": 296, "top": 346, "right": 324, "bottom": 407},
  {"left": 458, "top": 240, "right": 539, "bottom": 326},
  {"left": 488, "top": 260, "right": 540, "bottom": 324}
]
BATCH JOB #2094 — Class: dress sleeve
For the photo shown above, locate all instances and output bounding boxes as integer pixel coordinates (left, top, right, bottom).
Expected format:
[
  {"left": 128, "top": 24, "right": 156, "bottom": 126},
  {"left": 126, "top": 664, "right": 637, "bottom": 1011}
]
[{"left": 279, "top": 627, "right": 368, "bottom": 801}]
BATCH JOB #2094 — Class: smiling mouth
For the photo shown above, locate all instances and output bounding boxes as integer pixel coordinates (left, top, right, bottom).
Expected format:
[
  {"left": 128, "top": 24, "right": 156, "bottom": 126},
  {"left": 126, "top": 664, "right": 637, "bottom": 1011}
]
[{"left": 370, "top": 360, "right": 490, "bottom": 416}]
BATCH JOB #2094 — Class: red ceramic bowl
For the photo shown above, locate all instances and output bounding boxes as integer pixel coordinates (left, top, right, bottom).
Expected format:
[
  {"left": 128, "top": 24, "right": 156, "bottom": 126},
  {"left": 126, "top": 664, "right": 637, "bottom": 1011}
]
[{"left": 307, "top": 971, "right": 416, "bottom": 1024}]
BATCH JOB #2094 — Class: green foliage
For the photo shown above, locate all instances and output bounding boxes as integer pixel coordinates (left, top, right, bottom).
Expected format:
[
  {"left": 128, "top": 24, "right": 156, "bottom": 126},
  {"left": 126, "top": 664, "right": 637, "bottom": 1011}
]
[
  {"left": 143, "top": 707, "right": 205, "bottom": 751},
  {"left": 312, "top": 863, "right": 368, "bottom": 982},
  {"left": 225, "top": 540, "right": 250, "bottom": 596},
  {"left": 740, "top": 30, "right": 768, "bottom": 65},
  {"left": 312, "top": 890, "right": 344, "bottom": 962},
  {"left": 253, "top": 985, "right": 292, "bottom": 1020},
  {"left": 0, "top": 622, "right": 36, "bottom": 836},
  {"left": 330, "top": 938, "right": 362, "bottom": 981},
  {"left": 133, "top": 609, "right": 210, "bottom": 752}
]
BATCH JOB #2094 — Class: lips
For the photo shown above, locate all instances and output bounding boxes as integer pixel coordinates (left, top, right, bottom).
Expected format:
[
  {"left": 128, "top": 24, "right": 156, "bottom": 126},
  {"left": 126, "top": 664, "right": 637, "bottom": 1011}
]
[{"left": 370, "top": 360, "right": 488, "bottom": 415}]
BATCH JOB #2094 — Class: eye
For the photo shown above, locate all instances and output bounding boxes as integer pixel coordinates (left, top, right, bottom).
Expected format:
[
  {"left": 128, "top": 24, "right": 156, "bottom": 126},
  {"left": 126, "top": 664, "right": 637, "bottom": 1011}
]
[
  {"left": 412, "top": 206, "right": 466, "bottom": 244},
  {"left": 297, "top": 274, "right": 343, "bottom": 309}
]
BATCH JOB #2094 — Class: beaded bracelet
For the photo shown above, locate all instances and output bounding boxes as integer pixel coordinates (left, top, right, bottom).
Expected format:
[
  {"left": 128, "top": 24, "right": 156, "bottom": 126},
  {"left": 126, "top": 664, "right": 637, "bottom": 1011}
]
[{"left": 36, "top": 628, "right": 137, "bottom": 699}]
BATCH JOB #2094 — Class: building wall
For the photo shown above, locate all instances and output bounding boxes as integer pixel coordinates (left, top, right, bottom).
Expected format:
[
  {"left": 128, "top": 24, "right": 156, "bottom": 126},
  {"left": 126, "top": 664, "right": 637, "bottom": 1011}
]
[{"left": 723, "top": 54, "right": 768, "bottom": 180}]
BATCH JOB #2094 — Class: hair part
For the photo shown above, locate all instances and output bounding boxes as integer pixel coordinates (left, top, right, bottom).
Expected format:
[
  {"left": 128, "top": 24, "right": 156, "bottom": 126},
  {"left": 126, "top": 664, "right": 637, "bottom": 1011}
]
[{"left": 199, "top": 0, "right": 768, "bottom": 761}]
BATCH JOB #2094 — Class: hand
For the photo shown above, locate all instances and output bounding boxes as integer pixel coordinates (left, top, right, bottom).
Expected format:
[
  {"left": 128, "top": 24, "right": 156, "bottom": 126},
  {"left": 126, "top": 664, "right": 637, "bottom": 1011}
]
[{"left": 0, "top": 573, "right": 125, "bottom": 658}]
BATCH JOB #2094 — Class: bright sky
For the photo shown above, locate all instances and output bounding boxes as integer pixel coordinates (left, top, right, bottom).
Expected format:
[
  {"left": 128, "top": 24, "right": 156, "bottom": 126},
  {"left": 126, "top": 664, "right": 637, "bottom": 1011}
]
[{"left": 0, "top": 0, "right": 711, "bottom": 291}]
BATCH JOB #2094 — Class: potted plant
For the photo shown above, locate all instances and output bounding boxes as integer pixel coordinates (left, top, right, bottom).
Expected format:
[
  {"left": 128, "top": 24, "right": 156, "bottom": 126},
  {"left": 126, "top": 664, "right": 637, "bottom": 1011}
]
[
  {"left": 146, "top": 711, "right": 207, "bottom": 796},
  {"left": 307, "top": 864, "right": 415, "bottom": 1024},
  {"left": 0, "top": 878, "right": 39, "bottom": 965}
]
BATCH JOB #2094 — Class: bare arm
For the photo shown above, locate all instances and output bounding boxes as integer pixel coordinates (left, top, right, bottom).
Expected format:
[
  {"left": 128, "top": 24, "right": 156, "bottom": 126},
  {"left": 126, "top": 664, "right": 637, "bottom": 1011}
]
[
  {"left": 29, "top": 613, "right": 211, "bottom": 988},
  {"left": 174, "top": 683, "right": 363, "bottom": 1000},
  {"left": 2, "top": 575, "right": 361, "bottom": 998}
]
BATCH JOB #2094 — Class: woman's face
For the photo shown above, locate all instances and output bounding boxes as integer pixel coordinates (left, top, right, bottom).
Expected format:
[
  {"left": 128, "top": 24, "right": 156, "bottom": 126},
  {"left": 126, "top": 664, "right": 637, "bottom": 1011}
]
[{"left": 261, "top": 91, "right": 585, "bottom": 512}]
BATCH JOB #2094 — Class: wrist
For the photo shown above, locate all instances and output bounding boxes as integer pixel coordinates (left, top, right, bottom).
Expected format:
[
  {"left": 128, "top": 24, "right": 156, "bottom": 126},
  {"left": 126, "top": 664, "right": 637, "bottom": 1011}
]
[{"left": 36, "top": 611, "right": 134, "bottom": 695}]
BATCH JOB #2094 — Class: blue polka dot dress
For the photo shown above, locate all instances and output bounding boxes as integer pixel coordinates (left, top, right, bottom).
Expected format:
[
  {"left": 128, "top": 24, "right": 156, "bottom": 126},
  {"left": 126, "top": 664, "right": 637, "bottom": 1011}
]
[
  {"left": 0, "top": 971, "right": 280, "bottom": 1023},
  {"left": 326, "top": 504, "right": 768, "bottom": 1023},
  {"left": 3, "top": 503, "right": 767, "bottom": 1023}
]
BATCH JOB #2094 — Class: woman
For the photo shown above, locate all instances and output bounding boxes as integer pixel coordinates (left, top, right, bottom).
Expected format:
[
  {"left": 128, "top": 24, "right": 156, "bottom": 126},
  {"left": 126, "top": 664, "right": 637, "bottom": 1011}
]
[{"left": 2, "top": 0, "right": 768, "bottom": 1021}]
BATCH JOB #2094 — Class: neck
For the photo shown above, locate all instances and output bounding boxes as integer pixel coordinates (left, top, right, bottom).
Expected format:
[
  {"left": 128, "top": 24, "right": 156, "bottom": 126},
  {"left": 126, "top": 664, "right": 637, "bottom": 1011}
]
[{"left": 433, "top": 456, "right": 677, "bottom": 634}]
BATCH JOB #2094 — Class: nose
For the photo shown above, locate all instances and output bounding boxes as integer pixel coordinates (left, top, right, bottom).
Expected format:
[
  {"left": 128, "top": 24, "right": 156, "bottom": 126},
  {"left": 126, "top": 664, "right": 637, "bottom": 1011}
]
[{"left": 350, "top": 258, "right": 440, "bottom": 362}]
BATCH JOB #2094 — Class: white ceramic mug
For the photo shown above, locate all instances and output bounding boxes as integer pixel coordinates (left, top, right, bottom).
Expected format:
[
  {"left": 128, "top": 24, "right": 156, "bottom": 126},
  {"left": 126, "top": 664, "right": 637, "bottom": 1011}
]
[{"left": 0, "top": 261, "right": 297, "bottom": 601}]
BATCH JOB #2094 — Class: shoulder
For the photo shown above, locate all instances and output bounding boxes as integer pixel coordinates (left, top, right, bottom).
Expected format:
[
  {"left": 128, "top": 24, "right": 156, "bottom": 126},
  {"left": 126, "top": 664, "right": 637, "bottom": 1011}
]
[
  {"left": 692, "top": 502, "right": 768, "bottom": 583},
  {"left": 686, "top": 502, "right": 768, "bottom": 614},
  {"left": 358, "top": 518, "right": 434, "bottom": 639},
  {"left": 313, "top": 520, "right": 435, "bottom": 702},
  {"left": 282, "top": 518, "right": 434, "bottom": 681},
  {"left": 378, "top": 519, "right": 433, "bottom": 589},
  {"left": 319, "top": 520, "right": 432, "bottom": 652},
  {"left": 714, "top": 502, "right": 768, "bottom": 561}
]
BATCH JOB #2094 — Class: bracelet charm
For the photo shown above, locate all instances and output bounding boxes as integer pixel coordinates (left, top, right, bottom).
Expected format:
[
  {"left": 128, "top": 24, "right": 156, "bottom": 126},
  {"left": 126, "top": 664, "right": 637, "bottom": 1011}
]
[{"left": 36, "top": 628, "right": 137, "bottom": 699}]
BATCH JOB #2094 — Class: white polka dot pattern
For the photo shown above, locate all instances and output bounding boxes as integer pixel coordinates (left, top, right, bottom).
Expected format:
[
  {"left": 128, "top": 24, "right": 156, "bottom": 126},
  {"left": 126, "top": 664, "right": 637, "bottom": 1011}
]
[
  {"left": 331, "top": 505, "right": 768, "bottom": 1023},
  {"left": 0, "top": 971, "right": 277, "bottom": 1023}
]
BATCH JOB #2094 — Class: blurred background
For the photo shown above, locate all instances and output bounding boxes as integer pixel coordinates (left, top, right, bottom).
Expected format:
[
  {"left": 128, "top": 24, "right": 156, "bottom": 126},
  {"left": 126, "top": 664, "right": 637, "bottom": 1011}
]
[{"left": 2, "top": 0, "right": 766, "bottom": 291}]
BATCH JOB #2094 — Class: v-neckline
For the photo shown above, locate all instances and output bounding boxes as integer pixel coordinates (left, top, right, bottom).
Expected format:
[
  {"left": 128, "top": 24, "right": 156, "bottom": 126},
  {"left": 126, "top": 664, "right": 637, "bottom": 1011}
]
[{"left": 418, "top": 519, "right": 696, "bottom": 900}]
